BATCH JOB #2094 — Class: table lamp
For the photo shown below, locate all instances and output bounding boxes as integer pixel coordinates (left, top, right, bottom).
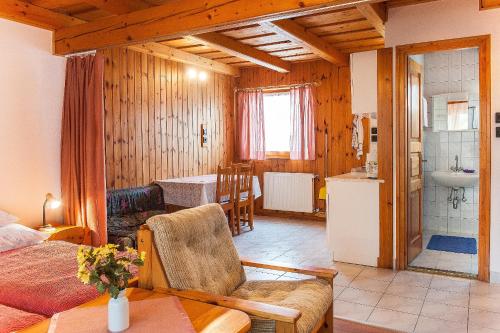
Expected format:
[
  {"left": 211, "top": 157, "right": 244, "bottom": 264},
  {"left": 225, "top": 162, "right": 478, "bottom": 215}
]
[{"left": 40, "top": 193, "right": 61, "bottom": 232}]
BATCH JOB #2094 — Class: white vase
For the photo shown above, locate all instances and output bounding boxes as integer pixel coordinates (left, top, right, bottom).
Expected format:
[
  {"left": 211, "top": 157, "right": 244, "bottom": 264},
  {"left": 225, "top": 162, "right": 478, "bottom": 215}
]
[{"left": 108, "top": 290, "right": 129, "bottom": 332}]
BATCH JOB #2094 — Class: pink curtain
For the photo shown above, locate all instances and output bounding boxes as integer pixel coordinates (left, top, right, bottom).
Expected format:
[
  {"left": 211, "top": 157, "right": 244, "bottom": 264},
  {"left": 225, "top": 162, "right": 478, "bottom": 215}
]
[
  {"left": 61, "top": 55, "right": 107, "bottom": 246},
  {"left": 237, "top": 90, "right": 266, "bottom": 160},
  {"left": 290, "top": 85, "right": 316, "bottom": 160}
]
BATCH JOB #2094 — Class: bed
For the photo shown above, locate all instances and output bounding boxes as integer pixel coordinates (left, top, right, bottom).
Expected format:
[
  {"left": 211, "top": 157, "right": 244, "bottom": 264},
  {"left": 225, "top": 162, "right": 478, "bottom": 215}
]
[{"left": 0, "top": 241, "right": 99, "bottom": 333}]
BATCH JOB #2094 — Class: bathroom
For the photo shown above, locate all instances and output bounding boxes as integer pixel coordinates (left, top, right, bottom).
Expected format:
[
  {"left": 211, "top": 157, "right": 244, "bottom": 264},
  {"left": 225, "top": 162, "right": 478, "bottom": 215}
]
[{"left": 409, "top": 47, "right": 480, "bottom": 276}]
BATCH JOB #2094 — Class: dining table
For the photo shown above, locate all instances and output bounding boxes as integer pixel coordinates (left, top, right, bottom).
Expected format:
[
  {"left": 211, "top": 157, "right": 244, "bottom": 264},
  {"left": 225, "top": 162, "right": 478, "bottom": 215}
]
[{"left": 155, "top": 174, "right": 262, "bottom": 208}]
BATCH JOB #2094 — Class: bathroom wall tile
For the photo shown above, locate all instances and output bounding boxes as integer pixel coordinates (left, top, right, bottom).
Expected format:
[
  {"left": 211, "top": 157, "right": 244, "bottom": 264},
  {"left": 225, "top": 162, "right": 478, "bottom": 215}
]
[
  {"left": 448, "top": 217, "right": 461, "bottom": 234},
  {"left": 438, "top": 202, "right": 448, "bottom": 218},
  {"left": 473, "top": 204, "right": 479, "bottom": 219},
  {"left": 437, "top": 187, "right": 450, "bottom": 203},
  {"left": 461, "top": 203, "right": 474, "bottom": 219},
  {"left": 460, "top": 218, "right": 474, "bottom": 235},
  {"left": 449, "top": 132, "right": 462, "bottom": 142},
  {"left": 424, "top": 157, "right": 435, "bottom": 172},
  {"left": 426, "top": 187, "right": 436, "bottom": 202},
  {"left": 464, "top": 188, "right": 474, "bottom": 203},
  {"left": 462, "top": 64, "right": 475, "bottom": 81},
  {"left": 462, "top": 142, "right": 475, "bottom": 157},
  {"left": 448, "top": 202, "right": 461, "bottom": 218},
  {"left": 440, "top": 131, "right": 449, "bottom": 142},
  {"left": 462, "top": 158, "right": 474, "bottom": 170},
  {"left": 474, "top": 131, "right": 480, "bottom": 140},
  {"left": 439, "top": 217, "right": 448, "bottom": 233},
  {"left": 450, "top": 66, "right": 461, "bottom": 82},
  {"left": 437, "top": 157, "right": 449, "bottom": 171},
  {"left": 449, "top": 81, "right": 462, "bottom": 92},
  {"left": 462, "top": 131, "right": 475, "bottom": 142},
  {"left": 462, "top": 49, "right": 476, "bottom": 65},
  {"left": 473, "top": 188, "right": 479, "bottom": 204}
]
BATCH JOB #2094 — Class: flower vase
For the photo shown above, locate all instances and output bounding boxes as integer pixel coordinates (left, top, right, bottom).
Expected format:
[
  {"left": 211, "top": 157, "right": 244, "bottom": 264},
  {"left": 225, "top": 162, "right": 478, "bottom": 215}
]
[{"left": 108, "top": 290, "right": 129, "bottom": 332}]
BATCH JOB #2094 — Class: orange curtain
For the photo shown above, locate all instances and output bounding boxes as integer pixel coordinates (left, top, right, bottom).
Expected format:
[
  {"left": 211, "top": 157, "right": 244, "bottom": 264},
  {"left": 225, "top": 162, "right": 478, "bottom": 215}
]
[{"left": 61, "top": 55, "right": 106, "bottom": 246}]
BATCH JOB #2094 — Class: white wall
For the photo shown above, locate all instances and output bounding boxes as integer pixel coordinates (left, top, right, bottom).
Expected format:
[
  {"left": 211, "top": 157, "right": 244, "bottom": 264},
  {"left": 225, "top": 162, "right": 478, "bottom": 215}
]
[
  {"left": 386, "top": 0, "right": 500, "bottom": 279},
  {"left": 0, "top": 19, "right": 66, "bottom": 227}
]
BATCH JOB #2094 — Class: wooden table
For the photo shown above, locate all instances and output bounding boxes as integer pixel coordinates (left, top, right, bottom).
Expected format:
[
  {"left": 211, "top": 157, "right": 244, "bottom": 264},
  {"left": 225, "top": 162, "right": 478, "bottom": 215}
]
[
  {"left": 36, "top": 224, "right": 91, "bottom": 245},
  {"left": 20, "top": 288, "right": 251, "bottom": 333}
]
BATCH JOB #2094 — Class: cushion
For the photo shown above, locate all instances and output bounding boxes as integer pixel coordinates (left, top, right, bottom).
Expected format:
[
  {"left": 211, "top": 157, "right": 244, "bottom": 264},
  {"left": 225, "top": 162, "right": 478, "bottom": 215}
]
[
  {"left": 147, "top": 204, "right": 246, "bottom": 296},
  {"left": 0, "top": 210, "right": 19, "bottom": 227},
  {"left": 108, "top": 210, "right": 166, "bottom": 229},
  {"left": 0, "top": 224, "right": 49, "bottom": 252},
  {"left": 231, "top": 279, "right": 333, "bottom": 333}
]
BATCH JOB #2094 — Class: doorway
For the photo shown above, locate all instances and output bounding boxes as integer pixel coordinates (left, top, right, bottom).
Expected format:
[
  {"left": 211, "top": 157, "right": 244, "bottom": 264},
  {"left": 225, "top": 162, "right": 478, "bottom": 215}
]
[{"left": 395, "top": 36, "right": 491, "bottom": 281}]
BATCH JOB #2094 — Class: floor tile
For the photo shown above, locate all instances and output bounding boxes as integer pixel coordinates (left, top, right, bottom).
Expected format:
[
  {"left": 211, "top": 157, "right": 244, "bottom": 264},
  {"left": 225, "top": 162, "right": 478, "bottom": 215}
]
[
  {"left": 393, "top": 270, "right": 433, "bottom": 287},
  {"left": 358, "top": 267, "right": 397, "bottom": 282},
  {"left": 376, "top": 294, "right": 424, "bottom": 315},
  {"left": 468, "top": 324, "right": 500, "bottom": 333},
  {"left": 420, "top": 301, "right": 469, "bottom": 323},
  {"left": 367, "top": 308, "right": 418, "bottom": 332},
  {"left": 430, "top": 275, "right": 470, "bottom": 293},
  {"left": 470, "top": 294, "right": 500, "bottom": 313},
  {"left": 386, "top": 281, "right": 429, "bottom": 300},
  {"left": 425, "top": 288, "right": 469, "bottom": 307},
  {"left": 334, "top": 300, "right": 374, "bottom": 322},
  {"left": 333, "top": 272, "right": 357, "bottom": 287},
  {"left": 349, "top": 276, "right": 391, "bottom": 293},
  {"left": 337, "top": 287, "right": 383, "bottom": 306},
  {"left": 414, "top": 316, "right": 467, "bottom": 333},
  {"left": 469, "top": 308, "right": 500, "bottom": 331},
  {"left": 471, "top": 281, "right": 500, "bottom": 299}
]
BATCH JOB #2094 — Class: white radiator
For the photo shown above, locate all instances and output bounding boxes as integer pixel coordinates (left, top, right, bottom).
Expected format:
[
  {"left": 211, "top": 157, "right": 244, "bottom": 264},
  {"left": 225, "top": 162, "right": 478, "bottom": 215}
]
[{"left": 263, "top": 172, "right": 315, "bottom": 213}]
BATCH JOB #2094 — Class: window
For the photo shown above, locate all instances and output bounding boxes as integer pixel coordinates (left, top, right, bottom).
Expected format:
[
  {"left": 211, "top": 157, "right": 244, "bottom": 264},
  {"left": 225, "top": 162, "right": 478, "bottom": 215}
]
[{"left": 263, "top": 91, "right": 291, "bottom": 158}]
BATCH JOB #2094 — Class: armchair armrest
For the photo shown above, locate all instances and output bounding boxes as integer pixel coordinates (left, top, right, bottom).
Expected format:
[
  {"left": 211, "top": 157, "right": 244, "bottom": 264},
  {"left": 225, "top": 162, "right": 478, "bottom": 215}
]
[
  {"left": 240, "top": 258, "right": 337, "bottom": 281},
  {"left": 155, "top": 287, "right": 301, "bottom": 324}
]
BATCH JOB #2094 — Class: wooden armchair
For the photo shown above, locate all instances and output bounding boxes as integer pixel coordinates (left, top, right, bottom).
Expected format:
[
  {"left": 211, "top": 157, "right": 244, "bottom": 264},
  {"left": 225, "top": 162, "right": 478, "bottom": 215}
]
[{"left": 138, "top": 204, "right": 336, "bottom": 333}]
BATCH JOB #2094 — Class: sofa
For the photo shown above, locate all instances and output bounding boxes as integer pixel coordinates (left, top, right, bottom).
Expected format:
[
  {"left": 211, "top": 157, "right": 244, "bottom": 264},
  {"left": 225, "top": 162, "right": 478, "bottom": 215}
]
[{"left": 106, "top": 184, "right": 166, "bottom": 249}]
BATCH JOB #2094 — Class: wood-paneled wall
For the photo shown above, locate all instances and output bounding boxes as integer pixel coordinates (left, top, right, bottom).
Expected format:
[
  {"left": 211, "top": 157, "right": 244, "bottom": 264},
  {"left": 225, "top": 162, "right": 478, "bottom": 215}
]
[
  {"left": 236, "top": 61, "right": 368, "bottom": 216},
  {"left": 101, "top": 48, "right": 235, "bottom": 189}
]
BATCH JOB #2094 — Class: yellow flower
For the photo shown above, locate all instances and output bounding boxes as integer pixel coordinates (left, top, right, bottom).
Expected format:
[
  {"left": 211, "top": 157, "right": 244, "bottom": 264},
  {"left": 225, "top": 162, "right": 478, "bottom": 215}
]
[{"left": 139, "top": 251, "right": 146, "bottom": 261}]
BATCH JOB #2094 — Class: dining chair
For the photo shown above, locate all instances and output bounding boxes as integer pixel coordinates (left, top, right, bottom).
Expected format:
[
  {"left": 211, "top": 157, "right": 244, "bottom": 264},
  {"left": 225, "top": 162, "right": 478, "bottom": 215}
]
[
  {"left": 234, "top": 162, "right": 254, "bottom": 234},
  {"left": 138, "top": 204, "right": 336, "bottom": 333},
  {"left": 216, "top": 164, "right": 236, "bottom": 236}
]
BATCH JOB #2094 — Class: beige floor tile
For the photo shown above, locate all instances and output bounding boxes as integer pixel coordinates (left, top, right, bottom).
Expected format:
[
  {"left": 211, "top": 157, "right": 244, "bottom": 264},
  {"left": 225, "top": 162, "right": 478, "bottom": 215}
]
[
  {"left": 470, "top": 294, "right": 500, "bottom": 313},
  {"left": 337, "top": 287, "right": 383, "bottom": 306},
  {"left": 468, "top": 324, "right": 500, "bottom": 333},
  {"left": 334, "top": 300, "right": 374, "bottom": 322},
  {"left": 414, "top": 316, "right": 467, "bottom": 333},
  {"left": 349, "top": 276, "right": 391, "bottom": 293},
  {"left": 367, "top": 308, "right": 418, "bottom": 332},
  {"left": 333, "top": 272, "right": 357, "bottom": 287},
  {"left": 333, "top": 262, "right": 364, "bottom": 276},
  {"left": 429, "top": 275, "right": 470, "bottom": 293},
  {"left": 469, "top": 308, "right": 500, "bottom": 331},
  {"left": 393, "top": 270, "right": 433, "bottom": 287},
  {"left": 358, "top": 267, "right": 397, "bottom": 282},
  {"left": 471, "top": 281, "right": 500, "bottom": 299},
  {"left": 333, "top": 286, "right": 345, "bottom": 299},
  {"left": 386, "top": 281, "right": 429, "bottom": 300},
  {"left": 420, "top": 301, "right": 469, "bottom": 323},
  {"left": 376, "top": 294, "right": 424, "bottom": 315},
  {"left": 245, "top": 270, "right": 283, "bottom": 280},
  {"left": 425, "top": 288, "right": 469, "bottom": 307}
]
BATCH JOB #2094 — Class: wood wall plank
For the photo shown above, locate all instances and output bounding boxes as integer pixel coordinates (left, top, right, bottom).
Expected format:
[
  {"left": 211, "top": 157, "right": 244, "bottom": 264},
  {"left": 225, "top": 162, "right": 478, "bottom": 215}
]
[
  {"left": 102, "top": 48, "right": 235, "bottom": 189},
  {"left": 236, "top": 61, "right": 368, "bottom": 217}
]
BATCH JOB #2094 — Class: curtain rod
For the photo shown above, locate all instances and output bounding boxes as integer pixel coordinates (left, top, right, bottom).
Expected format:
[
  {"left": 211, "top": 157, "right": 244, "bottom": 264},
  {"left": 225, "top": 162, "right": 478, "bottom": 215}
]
[
  {"left": 234, "top": 81, "right": 321, "bottom": 92},
  {"left": 65, "top": 50, "right": 97, "bottom": 58}
]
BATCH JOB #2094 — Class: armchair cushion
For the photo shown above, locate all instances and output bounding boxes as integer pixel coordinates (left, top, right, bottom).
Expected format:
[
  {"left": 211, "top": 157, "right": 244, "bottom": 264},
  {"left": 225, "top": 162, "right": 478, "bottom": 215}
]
[
  {"left": 147, "top": 204, "right": 246, "bottom": 296},
  {"left": 231, "top": 279, "right": 333, "bottom": 333}
]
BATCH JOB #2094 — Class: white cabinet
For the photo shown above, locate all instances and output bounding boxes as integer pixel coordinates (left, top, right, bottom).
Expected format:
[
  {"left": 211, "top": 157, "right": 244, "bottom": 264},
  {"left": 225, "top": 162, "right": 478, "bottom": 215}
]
[
  {"left": 351, "top": 50, "right": 378, "bottom": 115},
  {"left": 326, "top": 173, "right": 381, "bottom": 267}
]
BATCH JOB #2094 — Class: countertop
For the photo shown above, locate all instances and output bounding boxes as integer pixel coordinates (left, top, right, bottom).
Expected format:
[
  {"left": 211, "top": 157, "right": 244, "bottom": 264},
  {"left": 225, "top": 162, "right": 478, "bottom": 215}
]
[{"left": 326, "top": 172, "right": 384, "bottom": 184}]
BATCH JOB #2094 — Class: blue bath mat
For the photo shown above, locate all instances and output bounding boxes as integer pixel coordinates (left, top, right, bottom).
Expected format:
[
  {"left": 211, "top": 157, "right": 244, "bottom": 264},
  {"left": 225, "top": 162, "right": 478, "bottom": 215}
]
[{"left": 427, "top": 235, "right": 477, "bottom": 254}]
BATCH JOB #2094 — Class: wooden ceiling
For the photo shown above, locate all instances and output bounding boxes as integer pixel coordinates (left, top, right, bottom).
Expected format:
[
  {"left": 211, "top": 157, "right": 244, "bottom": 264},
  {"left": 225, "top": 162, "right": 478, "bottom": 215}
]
[{"left": 2, "top": 0, "right": 436, "bottom": 75}]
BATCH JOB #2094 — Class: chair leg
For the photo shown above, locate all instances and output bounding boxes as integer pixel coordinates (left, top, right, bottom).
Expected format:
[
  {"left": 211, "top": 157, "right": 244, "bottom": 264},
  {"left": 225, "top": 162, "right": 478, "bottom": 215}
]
[
  {"left": 249, "top": 202, "right": 254, "bottom": 231},
  {"left": 229, "top": 208, "right": 235, "bottom": 236},
  {"left": 236, "top": 205, "right": 241, "bottom": 235}
]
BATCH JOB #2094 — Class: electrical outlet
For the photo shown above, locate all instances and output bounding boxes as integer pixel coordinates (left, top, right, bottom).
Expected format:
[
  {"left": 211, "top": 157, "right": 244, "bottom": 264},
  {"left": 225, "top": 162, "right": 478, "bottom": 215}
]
[
  {"left": 496, "top": 127, "right": 500, "bottom": 138},
  {"left": 200, "top": 124, "right": 208, "bottom": 147},
  {"left": 496, "top": 112, "right": 500, "bottom": 124}
]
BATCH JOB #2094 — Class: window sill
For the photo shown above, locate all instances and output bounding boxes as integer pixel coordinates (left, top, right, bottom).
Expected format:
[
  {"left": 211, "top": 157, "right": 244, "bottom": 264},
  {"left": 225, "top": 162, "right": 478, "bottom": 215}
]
[{"left": 265, "top": 152, "right": 290, "bottom": 160}]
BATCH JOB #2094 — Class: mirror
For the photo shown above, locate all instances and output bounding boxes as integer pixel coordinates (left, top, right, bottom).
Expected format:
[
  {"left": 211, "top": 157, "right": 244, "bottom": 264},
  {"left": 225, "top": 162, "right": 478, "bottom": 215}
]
[{"left": 447, "top": 101, "right": 468, "bottom": 131}]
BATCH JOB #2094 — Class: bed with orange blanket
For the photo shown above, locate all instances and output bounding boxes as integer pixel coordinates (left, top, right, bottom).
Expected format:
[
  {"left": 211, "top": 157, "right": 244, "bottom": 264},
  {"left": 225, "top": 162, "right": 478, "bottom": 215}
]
[{"left": 0, "top": 241, "right": 99, "bottom": 333}]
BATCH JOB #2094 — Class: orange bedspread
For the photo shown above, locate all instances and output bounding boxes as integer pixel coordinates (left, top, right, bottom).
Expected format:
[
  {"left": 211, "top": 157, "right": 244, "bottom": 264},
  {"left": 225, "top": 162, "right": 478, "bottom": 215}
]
[{"left": 0, "top": 241, "right": 99, "bottom": 317}]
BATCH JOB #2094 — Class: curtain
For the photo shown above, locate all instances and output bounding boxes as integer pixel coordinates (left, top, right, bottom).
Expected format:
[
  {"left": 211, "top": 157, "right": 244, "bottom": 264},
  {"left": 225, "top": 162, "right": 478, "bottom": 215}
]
[
  {"left": 290, "top": 85, "right": 316, "bottom": 160},
  {"left": 238, "top": 90, "right": 266, "bottom": 160},
  {"left": 61, "top": 55, "right": 107, "bottom": 246}
]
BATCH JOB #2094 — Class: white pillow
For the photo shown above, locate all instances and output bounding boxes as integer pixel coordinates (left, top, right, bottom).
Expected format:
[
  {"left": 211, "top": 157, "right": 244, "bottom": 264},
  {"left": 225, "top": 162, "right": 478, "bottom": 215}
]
[
  {"left": 0, "top": 210, "right": 19, "bottom": 227},
  {"left": 0, "top": 223, "right": 49, "bottom": 252}
]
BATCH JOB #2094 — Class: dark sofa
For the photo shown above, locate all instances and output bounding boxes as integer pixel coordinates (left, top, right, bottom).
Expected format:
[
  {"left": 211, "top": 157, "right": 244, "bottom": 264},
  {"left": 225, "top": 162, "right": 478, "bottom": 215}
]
[{"left": 106, "top": 184, "right": 166, "bottom": 249}]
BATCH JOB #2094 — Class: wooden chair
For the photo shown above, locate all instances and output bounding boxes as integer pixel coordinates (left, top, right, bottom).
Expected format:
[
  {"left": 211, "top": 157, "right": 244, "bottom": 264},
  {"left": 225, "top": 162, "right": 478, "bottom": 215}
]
[
  {"left": 138, "top": 204, "right": 336, "bottom": 333},
  {"left": 234, "top": 162, "right": 254, "bottom": 234},
  {"left": 216, "top": 164, "right": 236, "bottom": 235}
]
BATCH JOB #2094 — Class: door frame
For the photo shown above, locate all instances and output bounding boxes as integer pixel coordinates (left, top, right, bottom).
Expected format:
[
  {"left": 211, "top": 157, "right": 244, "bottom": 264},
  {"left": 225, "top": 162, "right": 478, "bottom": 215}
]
[{"left": 395, "top": 35, "right": 491, "bottom": 281}]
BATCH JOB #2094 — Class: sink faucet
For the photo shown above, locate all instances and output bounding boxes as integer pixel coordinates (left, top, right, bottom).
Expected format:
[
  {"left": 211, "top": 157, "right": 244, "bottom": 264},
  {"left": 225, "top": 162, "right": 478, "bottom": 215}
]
[{"left": 451, "top": 155, "right": 463, "bottom": 172}]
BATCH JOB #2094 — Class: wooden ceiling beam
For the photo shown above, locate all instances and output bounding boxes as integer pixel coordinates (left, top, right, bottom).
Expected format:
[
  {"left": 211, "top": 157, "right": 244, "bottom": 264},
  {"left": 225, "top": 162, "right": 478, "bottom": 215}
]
[
  {"left": 356, "top": 2, "right": 386, "bottom": 37},
  {"left": 0, "top": 0, "right": 84, "bottom": 30},
  {"left": 128, "top": 42, "right": 240, "bottom": 76},
  {"left": 187, "top": 33, "right": 291, "bottom": 73},
  {"left": 82, "top": 0, "right": 150, "bottom": 15},
  {"left": 53, "top": 0, "right": 380, "bottom": 55},
  {"left": 263, "top": 19, "right": 349, "bottom": 66}
]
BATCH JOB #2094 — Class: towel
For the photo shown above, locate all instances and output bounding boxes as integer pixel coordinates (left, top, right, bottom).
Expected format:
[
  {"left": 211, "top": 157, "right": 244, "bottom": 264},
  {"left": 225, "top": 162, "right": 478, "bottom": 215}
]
[{"left": 352, "top": 115, "right": 364, "bottom": 160}]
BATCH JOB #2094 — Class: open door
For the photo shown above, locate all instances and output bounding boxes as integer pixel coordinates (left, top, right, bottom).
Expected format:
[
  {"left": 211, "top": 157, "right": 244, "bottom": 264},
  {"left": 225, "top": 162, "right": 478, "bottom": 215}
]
[{"left": 407, "top": 59, "right": 423, "bottom": 264}]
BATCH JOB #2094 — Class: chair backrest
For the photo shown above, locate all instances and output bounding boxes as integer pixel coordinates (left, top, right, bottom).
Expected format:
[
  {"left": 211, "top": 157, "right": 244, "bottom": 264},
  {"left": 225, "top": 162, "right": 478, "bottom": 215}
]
[
  {"left": 144, "top": 204, "right": 246, "bottom": 296},
  {"left": 234, "top": 162, "right": 254, "bottom": 199},
  {"left": 216, "top": 165, "right": 234, "bottom": 204}
]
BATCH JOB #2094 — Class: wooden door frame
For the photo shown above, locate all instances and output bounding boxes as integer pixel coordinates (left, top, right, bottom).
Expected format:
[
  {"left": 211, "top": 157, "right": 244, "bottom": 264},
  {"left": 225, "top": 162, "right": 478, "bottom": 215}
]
[{"left": 395, "top": 35, "right": 491, "bottom": 281}]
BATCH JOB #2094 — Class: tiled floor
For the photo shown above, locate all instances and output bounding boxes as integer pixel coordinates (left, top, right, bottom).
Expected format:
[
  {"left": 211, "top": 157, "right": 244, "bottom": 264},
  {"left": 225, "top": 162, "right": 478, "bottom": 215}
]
[
  {"left": 233, "top": 216, "right": 500, "bottom": 333},
  {"left": 409, "top": 233, "right": 478, "bottom": 275}
]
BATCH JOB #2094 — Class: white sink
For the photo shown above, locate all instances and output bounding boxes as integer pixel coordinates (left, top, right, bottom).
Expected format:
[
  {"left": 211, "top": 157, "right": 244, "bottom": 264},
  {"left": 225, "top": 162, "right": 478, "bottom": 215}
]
[{"left": 431, "top": 171, "right": 479, "bottom": 188}]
